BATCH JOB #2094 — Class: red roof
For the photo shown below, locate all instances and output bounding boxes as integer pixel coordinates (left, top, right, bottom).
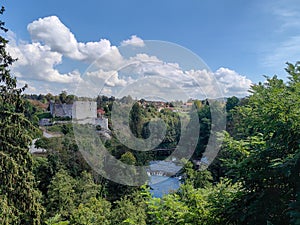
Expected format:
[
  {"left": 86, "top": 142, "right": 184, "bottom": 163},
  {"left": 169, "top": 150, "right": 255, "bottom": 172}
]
[{"left": 97, "top": 109, "right": 105, "bottom": 115}]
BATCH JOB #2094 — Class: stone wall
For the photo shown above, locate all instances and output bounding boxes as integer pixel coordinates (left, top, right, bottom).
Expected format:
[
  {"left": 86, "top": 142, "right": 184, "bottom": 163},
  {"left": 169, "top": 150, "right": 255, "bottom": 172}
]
[{"left": 72, "top": 101, "right": 97, "bottom": 120}]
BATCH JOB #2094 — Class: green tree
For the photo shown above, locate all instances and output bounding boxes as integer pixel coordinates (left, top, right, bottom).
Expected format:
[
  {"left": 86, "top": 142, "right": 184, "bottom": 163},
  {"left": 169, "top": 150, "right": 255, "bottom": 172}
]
[
  {"left": 111, "top": 191, "right": 148, "bottom": 225},
  {"left": 193, "top": 103, "right": 212, "bottom": 158},
  {"left": 33, "top": 156, "right": 54, "bottom": 195},
  {"left": 225, "top": 96, "right": 239, "bottom": 112},
  {"left": 46, "top": 169, "right": 76, "bottom": 219},
  {"left": 45, "top": 214, "right": 69, "bottom": 225},
  {"left": 129, "top": 102, "right": 144, "bottom": 138},
  {"left": 182, "top": 160, "right": 213, "bottom": 189},
  {"left": 70, "top": 197, "right": 111, "bottom": 225},
  {"left": 219, "top": 62, "right": 300, "bottom": 224},
  {"left": 74, "top": 171, "right": 100, "bottom": 205},
  {"left": 58, "top": 91, "right": 67, "bottom": 104},
  {"left": 147, "top": 194, "right": 192, "bottom": 225},
  {"left": 0, "top": 6, "right": 44, "bottom": 224},
  {"left": 0, "top": 195, "right": 18, "bottom": 225},
  {"left": 120, "top": 151, "right": 137, "bottom": 165}
]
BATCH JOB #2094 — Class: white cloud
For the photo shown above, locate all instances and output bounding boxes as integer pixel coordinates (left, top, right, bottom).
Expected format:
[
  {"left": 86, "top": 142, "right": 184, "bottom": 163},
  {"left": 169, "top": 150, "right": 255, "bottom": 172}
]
[
  {"left": 28, "top": 16, "right": 83, "bottom": 60},
  {"left": 7, "top": 41, "right": 82, "bottom": 84},
  {"left": 27, "top": 16, "right": 124, "bottom": 68},
  {"left": 81, "top": 55, "right": 251, "bottom": 99},
  {"left": 118, "top": 55, "right": 252, "bottom": 97},
  {"left": 85, "top": 69, "right": 127, "bottom": 87},
  {"left": 7, "top": 15, "right": 252, "bottom": 98},
  {"left": 106, "top": 73, "right": 127, "bottom": 87},
  {"left": 214, "top": 68, "right": 252, "bottom": 96},
  {"left": 78, "top": 40, "right": 123, "bottom": 67},
  {"left": 121, "top": 35, "right": 145, "bottom": 47},
  {"left": 17, "top": 79, "right": 36, "bottom": 92}
]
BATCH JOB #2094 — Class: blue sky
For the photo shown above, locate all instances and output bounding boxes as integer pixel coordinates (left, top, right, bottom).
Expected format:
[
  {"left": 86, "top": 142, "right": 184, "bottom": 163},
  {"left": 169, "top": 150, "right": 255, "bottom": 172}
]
[{"left": 2, "top": 0, "right": 300, "bottom": 98}]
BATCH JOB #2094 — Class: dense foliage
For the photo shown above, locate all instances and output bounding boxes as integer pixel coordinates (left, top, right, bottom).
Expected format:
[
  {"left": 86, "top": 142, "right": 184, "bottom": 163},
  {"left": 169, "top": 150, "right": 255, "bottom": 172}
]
[{"left": 0, "top": 7, "right": 43, "bottom": 224}]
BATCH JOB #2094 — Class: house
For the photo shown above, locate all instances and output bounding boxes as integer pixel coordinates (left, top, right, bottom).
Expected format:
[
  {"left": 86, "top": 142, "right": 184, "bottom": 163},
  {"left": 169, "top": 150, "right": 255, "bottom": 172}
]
[{"left": 181, "top": 102, "right": 193, "bottom": 108}]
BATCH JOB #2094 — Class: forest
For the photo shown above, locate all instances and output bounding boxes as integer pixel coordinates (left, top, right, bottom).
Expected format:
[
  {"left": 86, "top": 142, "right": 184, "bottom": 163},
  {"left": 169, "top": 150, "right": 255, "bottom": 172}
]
[{"left": 0, "top": 6, "right": 300, "bottom": 225}]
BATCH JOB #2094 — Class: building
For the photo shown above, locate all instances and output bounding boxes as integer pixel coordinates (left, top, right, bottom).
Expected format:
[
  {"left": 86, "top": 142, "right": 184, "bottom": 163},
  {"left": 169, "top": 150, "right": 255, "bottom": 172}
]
[
  {"left": 50, "top": 102, "right": 73, "bottom": 118},
  {"left": 181, "top": 102, "right": 193, "bottom": 108},
  {"left": 96, "top": 108, "right": 108, "bottom": 130},
  {"left": 72, "top": 101, "right": 97, "bottom": 124},
  {"left": 50, "top": 101, "right": 109, "bottom": 127},
  {"left": 50, "top": 101, "right": 97, "bottom": 120}
]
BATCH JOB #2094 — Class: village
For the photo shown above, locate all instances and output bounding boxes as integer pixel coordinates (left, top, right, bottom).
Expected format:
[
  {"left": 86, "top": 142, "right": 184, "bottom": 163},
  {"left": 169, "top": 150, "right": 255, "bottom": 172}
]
[{"left": 37, "top": 96, "right": 201, "bottom": 128}]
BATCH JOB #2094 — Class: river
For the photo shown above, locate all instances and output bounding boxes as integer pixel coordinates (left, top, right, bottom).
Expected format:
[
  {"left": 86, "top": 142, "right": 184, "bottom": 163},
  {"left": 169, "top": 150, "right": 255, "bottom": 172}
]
[{"left": 148, "top": 161, "right": 182, "bottom": 198}]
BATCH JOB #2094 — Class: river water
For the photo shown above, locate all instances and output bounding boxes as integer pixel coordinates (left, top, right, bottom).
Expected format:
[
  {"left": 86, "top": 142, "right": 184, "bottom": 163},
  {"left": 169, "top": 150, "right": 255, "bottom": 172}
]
[
  {"left": 149, "top": 175, "right": 181, "bottom": 198},
  {"left": 148, "top": 161, "right": 182, "bottom": 198}
]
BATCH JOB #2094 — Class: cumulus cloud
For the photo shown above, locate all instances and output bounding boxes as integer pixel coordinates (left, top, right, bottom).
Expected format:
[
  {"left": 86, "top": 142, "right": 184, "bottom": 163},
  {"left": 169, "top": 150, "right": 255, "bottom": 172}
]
[
  {"left": 7, "top": 41, "right": 82, "bottom": 84},
  {"left": 27, "top": 16, "right": 123, "bottom": 67},
  {"left": 79, "top": 53, "right": 252, "bottom": 99},
  {"left": 78, "top": 40, "right": 123, "bottom": 68},
  {"left": 115, "top": 54, "right": 252, "bottom": 98},
  {"left": 85, "top": 69, "right": 127, "bottom": 87},
  {"left": 7, "top": 15, "right": 252, "bottom": 98},
  {"left": 28, "top": 16, "right": 83, "bottom": 60},
  {"left": 121, "top": 35, "right": 145, "bottom": 47},
  {"left": 214, "top": 68, "right": 252, "bottom": 96}
]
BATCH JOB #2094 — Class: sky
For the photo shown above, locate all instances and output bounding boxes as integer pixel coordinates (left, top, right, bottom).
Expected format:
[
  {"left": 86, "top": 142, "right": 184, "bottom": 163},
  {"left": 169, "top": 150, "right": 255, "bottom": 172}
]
[{"left": 1, "top": 0, "right": 300, "bottom": 99}]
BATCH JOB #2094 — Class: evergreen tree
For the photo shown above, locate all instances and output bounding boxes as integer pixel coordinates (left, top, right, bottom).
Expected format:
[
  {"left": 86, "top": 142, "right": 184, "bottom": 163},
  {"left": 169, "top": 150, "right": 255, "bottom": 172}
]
[
  {"left": 46, "top": 169, "right": 76, "bottom": 219},
  {"left": 0, "top": 6, "right": 44, "bottom": 224}
]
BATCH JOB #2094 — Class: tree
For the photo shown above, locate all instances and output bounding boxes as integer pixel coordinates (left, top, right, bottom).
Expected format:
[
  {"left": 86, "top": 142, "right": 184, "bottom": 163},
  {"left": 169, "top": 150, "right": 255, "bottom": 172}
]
[
  {"left": 58, "top": 91, "right": 67, "bottom": 104},
  {"left": 0, "top": 195, "right": 18, "bottom": 225},
  {"left": 70, "top": 197, "right": 111, "bottom": 225},
  {"left": 120, "top": 151, "right": 137, "bottom": 165},
  {"left": 0, "top": 6, "right": 44, "bottom": 224},
  {"left": 46, "top": 169, "right": 76, "bottom": 219},
  {"left": 33, "top": 156, "right": 54, "bottom": 195},
  {"left": 45, "top": 214, "right": 70, "bottom": 225},
  {"left": 111, "top": 191, "right": 148, "bottom": 225},
  {"left": 219, "top": 62, "right": 300, "bottom": 224},
  {"left": 225, "top": 96, "right": 239, "bottom": 112},
  {"left": 182, "top": 160, "right": 213, "bottom": 189},
  {"left": 129, "top": 102, "right": 144, "bottom": 138},
  {"left": 74, "top": 171, "right": 100, "bottom": 205}
]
